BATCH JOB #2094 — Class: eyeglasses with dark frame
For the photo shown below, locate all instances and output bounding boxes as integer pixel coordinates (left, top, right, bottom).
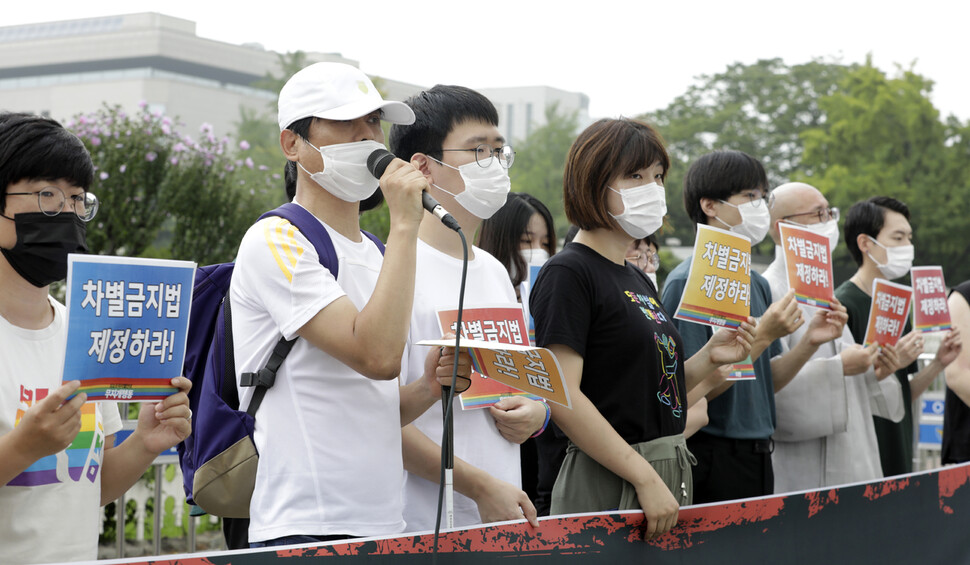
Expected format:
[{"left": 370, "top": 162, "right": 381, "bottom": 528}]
[
  {"left": 783, "top": 207, "right": 840, "bottom": 224},
  {"left": 440, "top": 144, "right": 515, "bottom": 169},
  {"left": 5, "top": 186, "right": 100, "bottom": 222}
]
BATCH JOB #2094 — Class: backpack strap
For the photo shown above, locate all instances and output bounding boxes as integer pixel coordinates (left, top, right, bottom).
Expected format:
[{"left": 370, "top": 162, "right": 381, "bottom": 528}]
[{"left": 237, "top": 203, "right": 385, "bottom": 414}]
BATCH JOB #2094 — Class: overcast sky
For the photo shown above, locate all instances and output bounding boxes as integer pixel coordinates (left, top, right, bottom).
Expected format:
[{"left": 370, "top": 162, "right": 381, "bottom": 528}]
[{"left": 5, "top": 0, "right": 968, "bottom": 121}]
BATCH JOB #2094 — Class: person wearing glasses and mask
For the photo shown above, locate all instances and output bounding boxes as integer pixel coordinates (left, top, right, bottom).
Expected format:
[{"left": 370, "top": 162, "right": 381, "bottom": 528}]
[
  {"left": 0, "top": 113, "right": 192, "bottom": 564},
  {"left": 661, "top": 151, "right": 842, "bottom": 503},
  {"left": 625, "top": 234, "right": 661, "bottom": 290},
  {"left": 387, "top": 84, "right": 544, "bottom": 532},
  {"left": 836, "top": 196, "right": 961, "bottom": 477},
  {"left": 763, "top": 183, "right": 905, "bottom": 493},
  {"left": 530, "top": 119, "right": 756, "bottom": 540}
]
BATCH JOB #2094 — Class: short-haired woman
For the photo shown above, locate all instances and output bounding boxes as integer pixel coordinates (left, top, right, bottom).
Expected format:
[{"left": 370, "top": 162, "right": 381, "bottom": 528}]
[{"left": 529, "top": 118, "right": 755, "bottom": 539}]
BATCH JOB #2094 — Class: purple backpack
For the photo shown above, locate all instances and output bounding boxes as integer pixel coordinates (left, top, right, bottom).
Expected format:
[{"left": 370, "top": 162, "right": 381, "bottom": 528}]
[{"left": 176, "top": 202, "right": 384, "bottom": 517}]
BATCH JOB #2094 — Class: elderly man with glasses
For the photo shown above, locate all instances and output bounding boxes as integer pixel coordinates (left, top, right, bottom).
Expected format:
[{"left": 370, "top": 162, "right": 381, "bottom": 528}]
[{"left": 762, "top": 182, "right": 904, "bottom": 494}]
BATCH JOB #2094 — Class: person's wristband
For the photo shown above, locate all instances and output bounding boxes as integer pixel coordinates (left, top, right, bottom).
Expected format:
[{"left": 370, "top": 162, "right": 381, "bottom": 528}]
[{"left": 530, "top": 400, "right": 551, "bottom": 438}]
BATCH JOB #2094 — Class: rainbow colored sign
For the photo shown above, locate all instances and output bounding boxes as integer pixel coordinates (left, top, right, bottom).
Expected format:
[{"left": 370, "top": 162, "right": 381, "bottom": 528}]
[
  {"left": 418, "top": 338, "right": 570, "bottom": 408},
  {"left": 63, "top": 255, "right": 196, "bottom": 402},
  {"left": 437, "top": 305, "right": 541, "bottom": 410},
  {"left": 673, "top": 224, "right": 752, "bottom": 329}
]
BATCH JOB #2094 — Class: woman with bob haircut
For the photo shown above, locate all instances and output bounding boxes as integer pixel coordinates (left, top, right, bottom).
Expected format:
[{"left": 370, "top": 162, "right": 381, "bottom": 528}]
[{"left": 529, "top": 118, "right": 755, "bottom": 539}]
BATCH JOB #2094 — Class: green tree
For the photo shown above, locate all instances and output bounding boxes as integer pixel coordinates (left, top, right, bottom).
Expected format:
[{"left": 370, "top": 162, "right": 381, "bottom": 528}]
[
  {"left": 798, "top": 59, "right": 970, "bottom": 280},
  {"left": 642, "top": 58, "right": 853, "bottom": 248},
  {"left": 69, "top": 104, "right": 279, "bottom": 265},
  {"left": 508, "top": 102, "right": 580, "bottom": 237}
]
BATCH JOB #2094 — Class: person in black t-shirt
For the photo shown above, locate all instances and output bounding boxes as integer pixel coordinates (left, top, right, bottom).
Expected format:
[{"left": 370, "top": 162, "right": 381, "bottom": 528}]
[
  {"left": 943, "top": 281, "right": 970, "bottom": 463},
  {"left": 529, "top": 118, "right": 755, "bottom": 541}
]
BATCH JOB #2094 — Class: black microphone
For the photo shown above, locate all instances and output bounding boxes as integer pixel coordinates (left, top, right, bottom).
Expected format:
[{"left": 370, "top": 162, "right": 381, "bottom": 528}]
[{"left": 366, "top": 148, "right": 461, "bottom": 232}]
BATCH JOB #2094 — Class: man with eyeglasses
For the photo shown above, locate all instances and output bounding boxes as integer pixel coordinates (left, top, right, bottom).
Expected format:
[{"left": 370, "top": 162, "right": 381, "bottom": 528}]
[
  {"left": 389, "top": 84, "right": 544, "bottom": 531},
  {"left": 836, "top": 196, "right": 961, "bottom": 477},
  {"left": 0, "top": 112, "right": 192, "bottom": 564},
  {"left": 661, "top": 151, "right": 840, "bottom": 503},
  {"left": 763, "top": 182, "right": 904, "bottom": 493}
]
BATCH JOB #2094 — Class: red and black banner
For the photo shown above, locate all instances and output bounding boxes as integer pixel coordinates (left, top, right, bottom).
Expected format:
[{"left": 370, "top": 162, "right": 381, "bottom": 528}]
[{"left": 99, "top": 462, "right": 970, "bottom": 564}]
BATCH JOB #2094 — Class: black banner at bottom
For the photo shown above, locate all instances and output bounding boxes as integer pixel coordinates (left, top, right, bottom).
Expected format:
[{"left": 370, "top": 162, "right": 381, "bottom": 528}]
[{"left": 97, "top": 462, "right": 970, "bottom": 564}]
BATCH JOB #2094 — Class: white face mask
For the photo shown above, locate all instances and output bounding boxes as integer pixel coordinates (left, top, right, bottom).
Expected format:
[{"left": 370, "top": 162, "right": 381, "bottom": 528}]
[
  {"left": 299, "top": 139, "right": 386, "bottom": 202},
  {"left": 520, "top": 247, "right": 550, "bottom": 267},
  {"left": 609, "top": 182, "right": 666, "bottom": 239},
  {"left": 716, "top": 199, "right": 770, "bottom": 244},
  {"left": 787, "top": 218, "right": 840, "bottom": 251},
  {"left": 430, "top": 157, "right": 511, "bottom": 219},
  {"left": 867, "top": 236, "right": 915, "bottom": 280}
]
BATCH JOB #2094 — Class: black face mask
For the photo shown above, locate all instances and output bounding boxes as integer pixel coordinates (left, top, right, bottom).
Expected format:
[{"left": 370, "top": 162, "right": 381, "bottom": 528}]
[{"left": 1, "top": 212, "right": 88, "bottom": 287}]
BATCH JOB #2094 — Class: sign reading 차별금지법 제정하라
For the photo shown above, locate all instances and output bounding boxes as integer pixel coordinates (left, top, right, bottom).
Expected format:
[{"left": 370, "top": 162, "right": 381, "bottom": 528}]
[
  {"left": 911, "top": 266, "right": 951, "bottom": 333},
  {"left": 863, "top": 278, "right": 912, "bottom": 347},
  {"left": 673, "top": 224, "right": 752, "bottom": 329},
  {"left": 437, "top": 305, "right": 543, "bottom": 410},
  {"left": 63, "top": 254, "right": 196, "bottom": 402},
  {"left": 778, "top": 222, "right": 836, "bottom": 309}
]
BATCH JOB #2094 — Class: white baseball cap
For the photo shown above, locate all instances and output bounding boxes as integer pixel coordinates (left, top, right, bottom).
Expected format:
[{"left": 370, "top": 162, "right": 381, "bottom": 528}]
[{"left": 277, "top": 62, "right": 415, "bottom": 131}]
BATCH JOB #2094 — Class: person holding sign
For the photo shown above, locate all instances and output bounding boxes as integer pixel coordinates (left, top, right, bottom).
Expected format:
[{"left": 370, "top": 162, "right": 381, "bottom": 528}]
[
  {"left": 661, "top": 150, "right": 846, "bottom": 503},
  {"left": 388, "top": 84, "right": 542, "bottom": 531},
  {"left": 0, "top": 113, "right": 192, "bottom": 564},
  {"left": 836, "top": 196, "right": 961, "bottom": 477},
  {"left": 764, "top": 183, "right": 904, "bottom": 493},
  {"left": 530, "top": 118, "right": 755, "bottom": 540},
  {"left": 229, "top": 64, "right": 470, "bottom": 547}
]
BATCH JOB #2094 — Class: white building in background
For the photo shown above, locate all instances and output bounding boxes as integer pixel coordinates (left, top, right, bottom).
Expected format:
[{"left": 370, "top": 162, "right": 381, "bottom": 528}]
[
  {"left": 0, "top": 12, "right": 589, "bottom": 146},
  {"left": 0, "top": 12, "right": 424, "bottom": 138},
  {"left": 478, "top": 86, "right": 592, "bottom": 144}
]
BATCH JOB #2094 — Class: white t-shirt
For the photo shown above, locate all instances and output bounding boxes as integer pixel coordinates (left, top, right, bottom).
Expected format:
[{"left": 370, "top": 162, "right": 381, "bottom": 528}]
[
  {"left": 401, "top": 239, "right": 522, "bottom": 532},
  {"left": 230, "top": 210, "right": 405, "bottom": 541},
  {"left": 0, "top": 297, "right": 123, "bottom": 564}
]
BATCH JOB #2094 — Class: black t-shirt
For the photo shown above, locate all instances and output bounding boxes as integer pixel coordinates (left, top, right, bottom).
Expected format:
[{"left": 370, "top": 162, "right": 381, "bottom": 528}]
[
  {"left": 943, "top": 280, "right": 970, "bottom": 464},
  {"left": 530, "top": 242, "right": 687, "bottom": 445}
]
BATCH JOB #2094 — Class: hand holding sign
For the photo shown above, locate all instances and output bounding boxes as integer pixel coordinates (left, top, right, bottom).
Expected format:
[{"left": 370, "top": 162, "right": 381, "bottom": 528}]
[
  {"left": 704, "top": 318, "right": 757, "bottom": 367},
  {"left": 873, "top": 343, "right": 901, "bottom": 380},
  {"left": 805, "top": 300, "right": 849, "bottom": 346}
]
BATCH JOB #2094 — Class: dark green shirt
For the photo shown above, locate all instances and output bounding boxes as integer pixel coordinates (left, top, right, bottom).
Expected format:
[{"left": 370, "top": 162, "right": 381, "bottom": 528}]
[{"left": 835, "top": 280, "right": 914, "bottom": 476}]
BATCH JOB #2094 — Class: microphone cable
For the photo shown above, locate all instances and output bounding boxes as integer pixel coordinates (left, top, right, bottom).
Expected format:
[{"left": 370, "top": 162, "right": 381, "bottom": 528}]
[{"left": 432, "top": 225, "right": 468, "bottom": 559}]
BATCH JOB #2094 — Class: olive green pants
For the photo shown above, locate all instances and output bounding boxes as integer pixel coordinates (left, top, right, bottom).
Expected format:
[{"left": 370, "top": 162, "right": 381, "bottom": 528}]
[{"left": 550, "top": 433, "right": 695, "bottom": 515}]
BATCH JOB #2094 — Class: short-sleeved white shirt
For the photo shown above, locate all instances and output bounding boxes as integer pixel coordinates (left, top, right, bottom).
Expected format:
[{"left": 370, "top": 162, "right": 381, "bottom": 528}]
[
  {"left": 401, "top": 240, "right": 522, "bottom": 532},
  {"left": 230, "top": 208, "right": 404, "bottom": 541},
  {"left": 0, "top": 297, "right": 122, "bottom": 564}
]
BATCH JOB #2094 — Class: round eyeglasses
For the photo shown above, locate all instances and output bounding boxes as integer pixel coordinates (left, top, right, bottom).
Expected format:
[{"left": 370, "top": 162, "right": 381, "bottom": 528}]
[
  {"left": 783, "top": 207, "right": 839, "bottom": 224},
  {"left": 5, "top": 186, "right": 99, "bottom": 222},
  {"left": 722, "top": 191, "right": 775, "bottom": 209},
  {"left": 440, "top": 144, "right": 515, "bottom": 169},
  {"left": 626, "top": 251, "right": 660, "bottom": 270}
]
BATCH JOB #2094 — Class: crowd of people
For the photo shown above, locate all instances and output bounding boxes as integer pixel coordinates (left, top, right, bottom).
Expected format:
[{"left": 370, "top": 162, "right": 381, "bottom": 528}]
[{"left": 2, "top": 60, "right": 969, "bottom": 562}]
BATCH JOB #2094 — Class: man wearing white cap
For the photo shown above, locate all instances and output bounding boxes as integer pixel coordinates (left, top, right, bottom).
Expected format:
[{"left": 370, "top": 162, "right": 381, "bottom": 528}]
[{"left": 229, "top": 62, "right": 468, "bottom": 547}]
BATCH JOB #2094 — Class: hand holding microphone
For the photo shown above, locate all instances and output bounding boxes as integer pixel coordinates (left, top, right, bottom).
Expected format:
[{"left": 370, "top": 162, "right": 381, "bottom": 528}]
[{"left": 366, "top": 148, "right": 461, "bottom": 232}]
